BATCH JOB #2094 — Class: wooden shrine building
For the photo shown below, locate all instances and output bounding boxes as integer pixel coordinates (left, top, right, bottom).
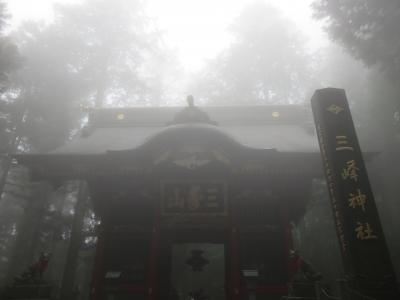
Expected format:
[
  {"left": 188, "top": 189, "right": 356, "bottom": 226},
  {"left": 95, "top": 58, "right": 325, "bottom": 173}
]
[{"left": 16, "top": 100, "right": 385, "bottom": 300}]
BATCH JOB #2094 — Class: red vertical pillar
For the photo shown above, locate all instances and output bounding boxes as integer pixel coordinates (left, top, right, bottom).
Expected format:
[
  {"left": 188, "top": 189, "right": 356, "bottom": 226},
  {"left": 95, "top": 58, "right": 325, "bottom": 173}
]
[
  {"left": 230, "top": 226, "right": 242, "bottom": 300},
  {"left": 229, "top": 189, "right": 242, "bottom": 300},
  {"left": 147, "top": 211, "right": 160, "bottom": 300},
  {"left": 279, "top": 200, "right": 293, "bottom": 283},
  {"left": 90, "top": 222, "right": 107, "bottom": 300}
]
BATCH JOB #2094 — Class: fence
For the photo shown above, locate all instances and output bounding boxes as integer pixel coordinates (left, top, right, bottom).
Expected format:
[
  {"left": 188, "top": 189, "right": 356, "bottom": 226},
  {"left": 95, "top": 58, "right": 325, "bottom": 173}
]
[{"left": 282, "top": 279, "right": 378, "bottom": 300}]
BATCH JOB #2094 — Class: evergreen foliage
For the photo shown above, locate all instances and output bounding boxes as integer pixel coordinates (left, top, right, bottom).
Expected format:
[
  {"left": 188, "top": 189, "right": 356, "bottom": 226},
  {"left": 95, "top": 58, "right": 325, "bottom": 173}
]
[
  {"left": 313, "top": 0, "right": 400, "bottom": 85},
  {"left": 192, "top": 1, "right": 315, "bottom": 104}
]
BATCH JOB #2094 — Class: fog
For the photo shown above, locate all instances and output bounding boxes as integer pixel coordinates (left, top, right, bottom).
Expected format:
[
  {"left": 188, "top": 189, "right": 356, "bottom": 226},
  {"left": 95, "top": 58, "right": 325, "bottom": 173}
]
[{"left": 0, "top": 0, "right": 399, "bottom": 299}]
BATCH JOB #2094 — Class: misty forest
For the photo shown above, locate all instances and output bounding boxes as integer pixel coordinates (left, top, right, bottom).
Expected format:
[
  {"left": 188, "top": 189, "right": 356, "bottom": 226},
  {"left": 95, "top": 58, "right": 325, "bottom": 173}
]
[{"left": 0, "top": 1, "right": 399, "bottom": 300}]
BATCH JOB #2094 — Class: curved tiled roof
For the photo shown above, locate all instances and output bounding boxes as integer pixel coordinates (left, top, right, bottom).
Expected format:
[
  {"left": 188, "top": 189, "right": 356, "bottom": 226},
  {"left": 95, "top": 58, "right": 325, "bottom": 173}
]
[{"left": 50, "top": 105, "right": 319, "bottom": 154}]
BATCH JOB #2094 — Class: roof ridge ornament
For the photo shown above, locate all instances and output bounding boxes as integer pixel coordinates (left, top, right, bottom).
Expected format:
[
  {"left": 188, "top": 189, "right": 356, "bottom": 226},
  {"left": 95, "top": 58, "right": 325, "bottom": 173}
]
[
  {"left": 168, "top": 95, "right": 217, "bottom": 126},
  {"left": 187, "top": 94, "right": 195, "bottom": 107}
]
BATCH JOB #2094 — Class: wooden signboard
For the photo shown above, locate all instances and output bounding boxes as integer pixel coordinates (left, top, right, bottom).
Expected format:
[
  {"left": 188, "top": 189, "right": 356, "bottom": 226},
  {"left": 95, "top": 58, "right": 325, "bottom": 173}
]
[
  {"left": 161, "top": 180, "right": 227, "bottom": 216},
  {"left": 311, "top": 88, "right": 398, "bottom": 298}
]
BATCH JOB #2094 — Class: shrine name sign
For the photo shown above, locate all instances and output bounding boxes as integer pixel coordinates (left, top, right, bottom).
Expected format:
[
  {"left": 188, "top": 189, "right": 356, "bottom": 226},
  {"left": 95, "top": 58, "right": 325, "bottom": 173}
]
[
  {"left": 161, "top": 181, "right": 227, "bottom": 216},
  {"left": 311, "top": 88, "right": 399, "bottom": 299}
]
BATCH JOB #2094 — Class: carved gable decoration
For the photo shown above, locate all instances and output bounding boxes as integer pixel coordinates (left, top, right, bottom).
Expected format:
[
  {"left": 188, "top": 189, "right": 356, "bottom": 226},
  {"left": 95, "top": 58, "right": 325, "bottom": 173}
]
[{"left": 153, "top": 142, "right": 231, "bottom": 170}]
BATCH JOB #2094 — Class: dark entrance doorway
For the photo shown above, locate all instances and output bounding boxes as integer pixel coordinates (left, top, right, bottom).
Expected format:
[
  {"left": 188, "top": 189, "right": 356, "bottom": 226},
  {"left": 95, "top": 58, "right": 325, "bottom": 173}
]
[{"left": 159, "top": 229, "right": 227, "bottom": 300}]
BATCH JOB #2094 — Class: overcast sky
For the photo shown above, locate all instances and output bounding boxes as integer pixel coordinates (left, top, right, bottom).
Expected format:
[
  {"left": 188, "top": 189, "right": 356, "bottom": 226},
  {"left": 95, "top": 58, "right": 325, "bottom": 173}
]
[{"left": 6, "top": 0, "right": 328, "bottom": 71}]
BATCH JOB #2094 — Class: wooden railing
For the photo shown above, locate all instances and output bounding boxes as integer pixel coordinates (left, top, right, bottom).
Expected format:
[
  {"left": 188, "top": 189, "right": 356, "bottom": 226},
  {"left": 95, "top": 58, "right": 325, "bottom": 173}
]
[{"left": 282, "top": 280, "right": 379, "bottom": 300}]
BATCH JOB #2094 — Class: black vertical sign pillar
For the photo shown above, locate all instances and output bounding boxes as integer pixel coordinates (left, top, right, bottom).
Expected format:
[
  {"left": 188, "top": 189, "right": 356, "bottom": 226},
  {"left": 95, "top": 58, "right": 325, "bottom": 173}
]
[{"left": 311, "top": 88, "right": 398, "bottom": 299}]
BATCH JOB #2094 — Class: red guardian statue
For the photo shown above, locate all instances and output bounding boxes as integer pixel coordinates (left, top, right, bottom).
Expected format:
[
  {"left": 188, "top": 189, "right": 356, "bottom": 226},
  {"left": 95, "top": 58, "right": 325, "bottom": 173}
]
[{"left": 13, "top": 252, "right": 52, "bottom": 284}]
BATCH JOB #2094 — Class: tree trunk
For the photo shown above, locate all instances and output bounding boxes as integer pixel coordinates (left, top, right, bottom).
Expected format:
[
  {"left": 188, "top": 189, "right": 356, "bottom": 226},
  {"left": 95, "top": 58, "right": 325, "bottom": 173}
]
[
  {"left": 6, "top": 182, "right": 50, "bottom": 282},
  {"left": 0, "top": 104, "right": 24, "bottom": 199},
  {"left": 60, "top": 181, "right": 88, "bottom": 300}
]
